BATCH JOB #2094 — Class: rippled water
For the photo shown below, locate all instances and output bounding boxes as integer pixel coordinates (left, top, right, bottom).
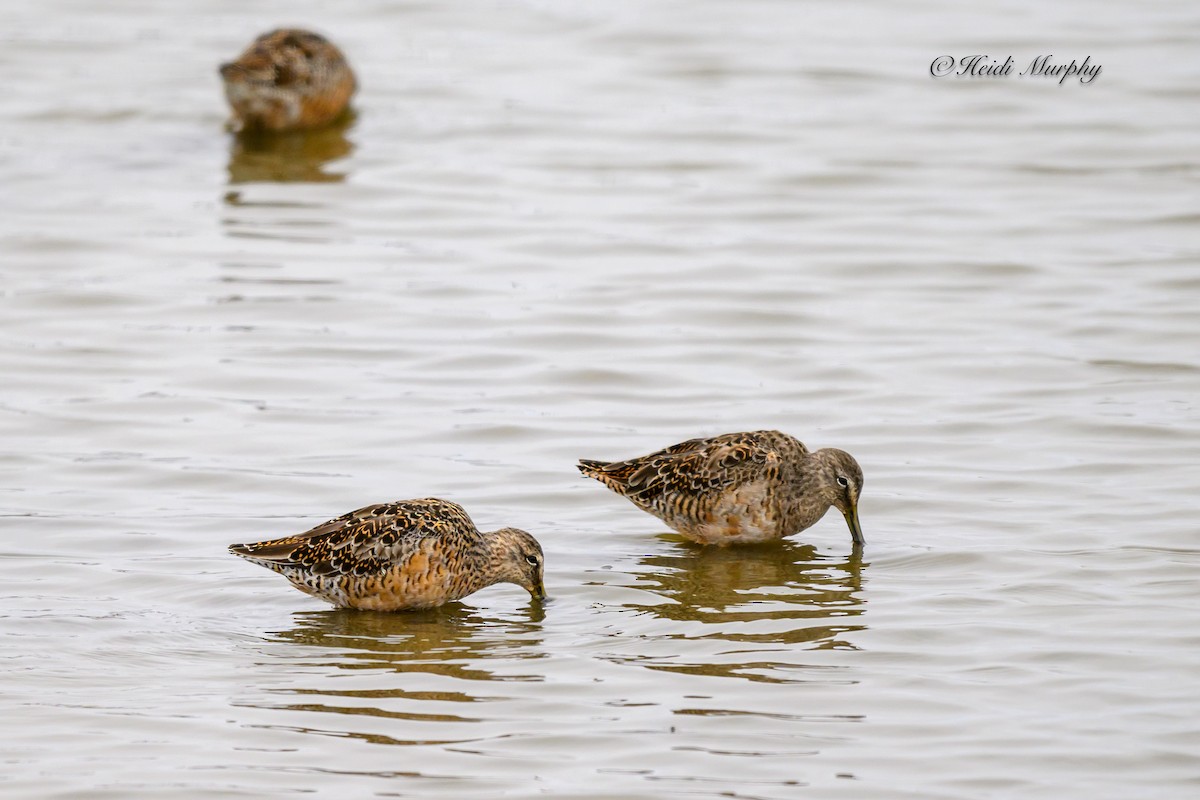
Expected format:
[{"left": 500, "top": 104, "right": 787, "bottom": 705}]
[{"left": 3, "top": 1, "right": 1199, "bottom": 798}]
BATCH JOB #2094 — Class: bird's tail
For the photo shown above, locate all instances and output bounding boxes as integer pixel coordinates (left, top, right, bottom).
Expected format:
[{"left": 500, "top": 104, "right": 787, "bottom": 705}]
[
  {"left": 577, "top": 458, "right": 609, "bottom": 477},
  {"left": 228, "top": 539, "right": 298, "bottom": 574}
]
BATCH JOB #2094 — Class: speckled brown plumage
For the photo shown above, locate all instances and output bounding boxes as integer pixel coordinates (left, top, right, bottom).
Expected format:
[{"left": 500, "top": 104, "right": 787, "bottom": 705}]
[
  {"left": 219, "top": 29, "right": 356, "bottom": 133},
  {"left": 578, "top": 430, "right": 864, "bottom": 547},
  {"left": 229, "top": 498, "right": 545, "bottom": 610}
]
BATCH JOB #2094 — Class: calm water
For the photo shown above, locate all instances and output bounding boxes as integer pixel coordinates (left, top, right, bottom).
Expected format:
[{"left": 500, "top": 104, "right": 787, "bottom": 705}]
[{"left": 2, "top": 1, "right": 1198, "bottom": 798}]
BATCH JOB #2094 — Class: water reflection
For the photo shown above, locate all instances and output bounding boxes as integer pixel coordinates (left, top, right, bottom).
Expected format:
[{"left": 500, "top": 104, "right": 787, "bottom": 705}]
[
  {"left": 241, "top": 604, "right": 545, "bottom": 746},
  {"left": 225, "top": 115, "right": 356, "bottom": 184},
  {"left": 635, "top": 541, "right": 865, "bottom": 632},
  {"left": 613, "top": 541, "right": 867, "bottom": 683},
  {"left": 265, "top": 603, "right": 546, "bottom": 680}
]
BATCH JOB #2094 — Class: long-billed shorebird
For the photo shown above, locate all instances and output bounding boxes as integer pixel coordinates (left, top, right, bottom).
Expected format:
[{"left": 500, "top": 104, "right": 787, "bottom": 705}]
[
  {"left": 220, "top": 28, "right": 356, "bottom": 133},
  {"left": 578, "top": 430, "right": 864, "bottom": 547},
  {"left": 229, "top": 498, "right": 545, "bottom": 610}
]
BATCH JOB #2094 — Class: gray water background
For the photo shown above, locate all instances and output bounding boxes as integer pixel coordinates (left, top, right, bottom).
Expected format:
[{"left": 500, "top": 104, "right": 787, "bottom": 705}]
[{"left": 2, "top": 1, "right": 1198, "bottom": 798}]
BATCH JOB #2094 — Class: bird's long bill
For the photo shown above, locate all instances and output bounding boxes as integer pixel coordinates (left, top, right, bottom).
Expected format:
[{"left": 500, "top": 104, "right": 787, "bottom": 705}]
[
  {"left": 843, "top": 504, "right": 865, "bottom": 547},
  {"left": 530, "top": 577, "right": 547, "bottom": 601}
]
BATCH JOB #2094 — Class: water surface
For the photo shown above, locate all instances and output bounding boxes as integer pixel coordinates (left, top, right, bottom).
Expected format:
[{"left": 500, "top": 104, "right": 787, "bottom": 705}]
[{"left": 2, "top": 1, "right": 1198, "bottom": 798}]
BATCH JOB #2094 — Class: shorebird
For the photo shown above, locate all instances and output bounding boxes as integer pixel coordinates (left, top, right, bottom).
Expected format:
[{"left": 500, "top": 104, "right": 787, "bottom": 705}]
[
  {"left": 578, "top": 430, "right": 864, "bottom": 547},
  {"left": 229, "top": 498, "right": 545, "bottom": 610},
  {"left": 219, "top": 28, "right": 356, "bottom": 133}
]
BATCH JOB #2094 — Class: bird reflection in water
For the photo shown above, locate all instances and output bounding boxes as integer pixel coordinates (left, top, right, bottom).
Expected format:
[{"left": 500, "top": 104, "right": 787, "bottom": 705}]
[
  {"left": 269, "top": 603, "right": 546, "bottom": 679},
  {"left": 243, "top": 603, "right": 545, "bottom": 746},
  {"left": 613, "top": 540, "right": 867, "bottom": 684},
  {"left": 225, "top": 113, "right": 355, "bottom": 185}
]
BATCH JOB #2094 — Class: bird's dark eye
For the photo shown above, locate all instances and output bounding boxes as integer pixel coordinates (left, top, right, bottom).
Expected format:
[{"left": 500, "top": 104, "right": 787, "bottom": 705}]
[
  {"left": 836, "top": 476, "right": 849, "bottom": 488},
  {"left": 525, "top": 554, "right": 539, "bottom": 566}
]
